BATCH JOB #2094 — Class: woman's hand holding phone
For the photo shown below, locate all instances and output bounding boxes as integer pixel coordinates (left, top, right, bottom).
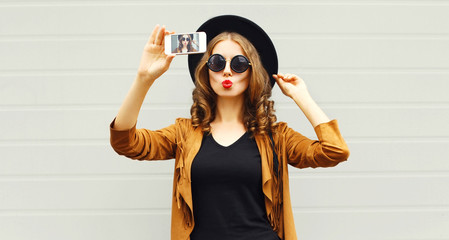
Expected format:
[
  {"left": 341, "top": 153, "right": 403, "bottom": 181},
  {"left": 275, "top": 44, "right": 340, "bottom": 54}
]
[{"left": 137, "top": 25, "right": 175, "bottom": 83}]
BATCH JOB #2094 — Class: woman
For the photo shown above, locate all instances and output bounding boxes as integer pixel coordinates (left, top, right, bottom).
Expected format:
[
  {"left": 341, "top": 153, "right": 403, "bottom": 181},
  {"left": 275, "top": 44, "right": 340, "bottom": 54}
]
[
  {"left": 174, "top": 34, "right": 198, "bottom": 53},
  {"left": 110, "top": 15, "right": 349, "bottom": 240}
]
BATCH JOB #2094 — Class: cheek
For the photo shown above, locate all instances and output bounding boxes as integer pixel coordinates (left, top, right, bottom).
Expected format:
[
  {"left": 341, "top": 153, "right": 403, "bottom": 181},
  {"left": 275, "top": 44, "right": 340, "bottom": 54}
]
[
  {"left": 241, "top": 72, "right": 250, "bottom": 86},
  {"left": 208, "top": 71, "right": 220, "bottom": 86}
]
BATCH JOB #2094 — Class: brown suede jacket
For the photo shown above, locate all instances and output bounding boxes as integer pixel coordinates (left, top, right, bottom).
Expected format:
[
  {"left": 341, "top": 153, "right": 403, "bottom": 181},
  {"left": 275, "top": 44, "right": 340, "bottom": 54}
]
[{"left": 110, "top": 118, "right": 350, "bottom": 240}]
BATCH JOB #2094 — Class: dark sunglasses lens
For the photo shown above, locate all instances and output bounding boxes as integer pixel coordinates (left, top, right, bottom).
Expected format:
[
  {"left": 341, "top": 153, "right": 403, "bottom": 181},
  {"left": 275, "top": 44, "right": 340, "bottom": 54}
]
[
  {"left": 208, "top": 54, "right": 225, "bottom": 72},
  {"left": 231, "top": 56, "right": 250, "bottom": 73},
  {"left": 182, "top": 37, "right": 190, "bottom": 41}
]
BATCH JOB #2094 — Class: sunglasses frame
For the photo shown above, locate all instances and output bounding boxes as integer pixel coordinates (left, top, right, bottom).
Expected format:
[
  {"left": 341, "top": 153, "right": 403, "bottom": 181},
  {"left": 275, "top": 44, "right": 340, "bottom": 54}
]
[
  {"left": 206, "top": 54, "right": 251, "bottom": 73},
  {"left": 181, "top": 37, "right": 191, "bottom": 41}
]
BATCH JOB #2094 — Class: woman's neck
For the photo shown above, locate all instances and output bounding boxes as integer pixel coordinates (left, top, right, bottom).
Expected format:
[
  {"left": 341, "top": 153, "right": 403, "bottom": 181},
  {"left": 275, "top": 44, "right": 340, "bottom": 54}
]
[
  {"left": 210, "top": 96, "right": 247, "bottom": 146},
  {"left": 213, "top": 95, "right": 245, "bottom": 124}
]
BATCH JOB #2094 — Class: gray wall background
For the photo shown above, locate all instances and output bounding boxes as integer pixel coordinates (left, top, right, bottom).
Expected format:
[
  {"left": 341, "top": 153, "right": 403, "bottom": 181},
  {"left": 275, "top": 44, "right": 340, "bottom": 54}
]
[{"left": 1, "top": 1, "right": 449, "bottom": 239}]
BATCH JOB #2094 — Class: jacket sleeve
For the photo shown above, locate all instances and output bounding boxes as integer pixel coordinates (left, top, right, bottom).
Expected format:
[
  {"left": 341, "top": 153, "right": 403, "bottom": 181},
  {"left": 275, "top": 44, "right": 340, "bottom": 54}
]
[
  {"left": 283, "top": 119, "right": 350, "bottom": 168},
  {"left": 109, "top": 118, "right": 178, "bottom": 160}
]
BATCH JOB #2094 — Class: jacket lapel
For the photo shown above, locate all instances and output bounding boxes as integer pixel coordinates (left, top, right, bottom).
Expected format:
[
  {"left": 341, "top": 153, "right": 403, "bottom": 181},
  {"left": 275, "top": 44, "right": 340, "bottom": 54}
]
[{"left": 177, "top": 127, "right": 203, "bottom": 213}]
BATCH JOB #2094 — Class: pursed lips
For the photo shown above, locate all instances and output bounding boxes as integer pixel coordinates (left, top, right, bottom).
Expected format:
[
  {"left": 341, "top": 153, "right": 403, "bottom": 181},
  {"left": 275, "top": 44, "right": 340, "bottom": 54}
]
[{"left": 222, "top": 80, "right": 233, "bottom": 88}]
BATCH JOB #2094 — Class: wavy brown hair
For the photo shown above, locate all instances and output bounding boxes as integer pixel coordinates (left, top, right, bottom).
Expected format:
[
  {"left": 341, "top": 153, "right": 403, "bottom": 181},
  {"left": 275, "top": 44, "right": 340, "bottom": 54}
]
[{"left": 190, "top": 32, "right": 277, "bottom": 135}]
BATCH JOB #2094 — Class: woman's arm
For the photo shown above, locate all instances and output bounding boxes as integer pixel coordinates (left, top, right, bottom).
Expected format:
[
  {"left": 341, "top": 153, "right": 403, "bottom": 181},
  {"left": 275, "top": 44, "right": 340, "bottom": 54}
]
[
  {"left": 273, "top": 73, "right": 329, "bottom": 128},
  {"left": 280, "top": 120, "right": 349, "bottom": 168},
  {"left": 113, "top": 25, "right": 175, "bottom": 130},
  {"left": 273, "top": 73, "right": 349, "bottom": 168}
]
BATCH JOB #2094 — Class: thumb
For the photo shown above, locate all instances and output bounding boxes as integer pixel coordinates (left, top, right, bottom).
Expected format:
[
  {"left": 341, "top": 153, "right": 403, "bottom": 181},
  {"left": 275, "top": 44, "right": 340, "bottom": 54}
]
[
  {"left": 273, "top": 74, "right": 285, "bottom": 88},
  {"left": 165, "top": 54, "right": 175, "bottom": 66}
]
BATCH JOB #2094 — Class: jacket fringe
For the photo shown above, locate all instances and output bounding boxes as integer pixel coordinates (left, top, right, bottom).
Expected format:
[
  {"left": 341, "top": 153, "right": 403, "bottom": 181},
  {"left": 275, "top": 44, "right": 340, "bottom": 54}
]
[
  {"left": 268, "top": 134, "right": 283, "bottom": 233},
  {"left": 173, "top": 125, "right": 194, "bottom": 228}
]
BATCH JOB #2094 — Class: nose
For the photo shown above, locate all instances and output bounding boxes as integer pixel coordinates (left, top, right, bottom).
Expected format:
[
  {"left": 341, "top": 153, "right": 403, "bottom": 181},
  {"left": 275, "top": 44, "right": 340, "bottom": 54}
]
[{"left": 223, "top": 60, "right": 232, "bottom": 77}]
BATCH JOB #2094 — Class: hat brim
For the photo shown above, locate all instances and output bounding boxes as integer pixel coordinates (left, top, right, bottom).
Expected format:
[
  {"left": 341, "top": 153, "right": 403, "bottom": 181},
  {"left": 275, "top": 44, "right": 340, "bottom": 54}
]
[{"left": 187, "top": 15, "right": 278, "bottom": 87}]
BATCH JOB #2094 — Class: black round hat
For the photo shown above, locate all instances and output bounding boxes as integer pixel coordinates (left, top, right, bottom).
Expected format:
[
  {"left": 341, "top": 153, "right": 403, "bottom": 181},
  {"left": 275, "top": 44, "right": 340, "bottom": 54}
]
[{"left": 187, "top": 15, "right": 278, "bottom": 87}]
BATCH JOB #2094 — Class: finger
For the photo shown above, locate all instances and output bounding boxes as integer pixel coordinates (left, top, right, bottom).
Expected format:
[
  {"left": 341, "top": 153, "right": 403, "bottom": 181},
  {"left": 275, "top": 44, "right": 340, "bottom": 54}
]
[
  {"left": 274, "top": 75, "right": 285, "bottom": 86},
  {"left": 290, "top": 74, "right": 300, "bottom": 81},
  {"left": 161, "top": 54, "right": 176, "bottom": 72},
  {"left": 148, "top": 24, "right": 160, "bottom": 44},
  {"left": 274, "top": 76, "right": 281, "bottom": 85},
  {"left": 162, "top": 31, "right": 167, "bottom": 48},
  {"left": 290, "top": 74, "right": 299, "bottom": 81},
  {"left": 275, "top": 78, "right": 288, "bottom": 92},
  {"left": 155, "top": 25, "right": 166, "bottom": 45},
  {"left": 284, "top": 73, "right": 296, "bottom": 82},
  {"left": 162, "top": 30, "right": 174, "bottom": 47},
  {"left": 166, "top": 54, "right": 176, "bottom": 62}
]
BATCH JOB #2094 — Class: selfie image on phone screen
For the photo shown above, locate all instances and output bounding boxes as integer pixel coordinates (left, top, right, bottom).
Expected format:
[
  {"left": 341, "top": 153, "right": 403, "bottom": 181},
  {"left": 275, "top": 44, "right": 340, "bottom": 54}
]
[
  {"left": 172, "top": 33, "right": 197, "bottom": 53},
  {"left": 165, "top": 32, "right": 206, "bottom": 55}
]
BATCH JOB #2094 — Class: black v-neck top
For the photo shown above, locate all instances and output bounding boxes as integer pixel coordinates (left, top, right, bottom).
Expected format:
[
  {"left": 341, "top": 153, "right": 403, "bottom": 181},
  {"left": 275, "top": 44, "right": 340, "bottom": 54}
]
[{"left": 190, "top": 132, "right": 280, "bottom": 240}]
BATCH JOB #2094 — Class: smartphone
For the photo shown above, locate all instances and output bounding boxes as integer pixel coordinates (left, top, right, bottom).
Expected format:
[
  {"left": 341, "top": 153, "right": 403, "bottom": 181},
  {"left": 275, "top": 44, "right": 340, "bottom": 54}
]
[{"left": 165, "top": 32, "right": 206, "bottom": 55}]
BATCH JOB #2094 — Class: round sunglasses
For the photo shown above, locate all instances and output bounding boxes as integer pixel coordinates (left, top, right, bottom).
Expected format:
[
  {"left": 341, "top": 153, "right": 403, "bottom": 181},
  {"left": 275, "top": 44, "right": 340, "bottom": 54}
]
[{"left": 206, "top": 54, "right": 251, "bottom": 73}]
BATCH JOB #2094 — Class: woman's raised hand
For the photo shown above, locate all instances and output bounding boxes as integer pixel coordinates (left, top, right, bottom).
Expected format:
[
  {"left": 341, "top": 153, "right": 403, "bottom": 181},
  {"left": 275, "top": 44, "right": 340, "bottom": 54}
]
[
  {"left": 273, "top": 73, "right": 309, "bottom": 100},
  {"left": 137, "top": 25, "right": 175, "bottom": 83},
  {"left": 273, "top": 73, "right": 330, "bottom": 127}
]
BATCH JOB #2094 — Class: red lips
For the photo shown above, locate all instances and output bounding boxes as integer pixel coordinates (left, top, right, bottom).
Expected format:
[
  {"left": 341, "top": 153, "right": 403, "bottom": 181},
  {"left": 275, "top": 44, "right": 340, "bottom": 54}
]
[{"left": 222, "top": 80, "right": 233, "bottom": 88}]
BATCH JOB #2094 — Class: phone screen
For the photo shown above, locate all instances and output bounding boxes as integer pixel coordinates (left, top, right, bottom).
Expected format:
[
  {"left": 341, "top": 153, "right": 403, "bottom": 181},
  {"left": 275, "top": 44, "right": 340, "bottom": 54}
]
[{"left": 170, "top": 33, "right": 203, "bottom": 54}]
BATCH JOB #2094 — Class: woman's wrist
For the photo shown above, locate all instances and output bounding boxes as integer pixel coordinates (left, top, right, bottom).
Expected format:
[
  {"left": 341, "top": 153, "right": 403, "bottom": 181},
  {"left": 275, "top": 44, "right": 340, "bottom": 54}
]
[
  {"left": 135, "top": 73, "right": 156, "bottom": 86},
  {"left": 291, "top": 89, "right": 312, "bottom": 106},
  {"left": 292, "top": 91, "right": 330, "bottom": 127}
]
